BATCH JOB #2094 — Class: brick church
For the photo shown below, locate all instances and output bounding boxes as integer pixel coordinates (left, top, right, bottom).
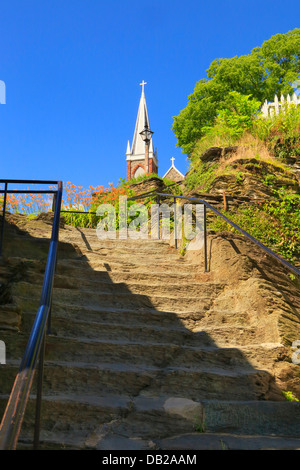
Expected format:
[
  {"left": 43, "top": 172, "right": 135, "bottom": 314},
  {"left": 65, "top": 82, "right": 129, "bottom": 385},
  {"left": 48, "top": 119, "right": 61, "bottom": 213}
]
[{"left": 126, "top": 81, "right": 158, "bottom": 181}]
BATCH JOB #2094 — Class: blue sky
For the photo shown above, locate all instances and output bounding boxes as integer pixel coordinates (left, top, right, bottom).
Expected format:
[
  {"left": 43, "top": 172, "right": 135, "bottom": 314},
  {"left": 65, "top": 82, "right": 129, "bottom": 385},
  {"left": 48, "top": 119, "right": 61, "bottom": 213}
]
[{"left": 0, "top": 0, "right": 299, "bottom": 191}]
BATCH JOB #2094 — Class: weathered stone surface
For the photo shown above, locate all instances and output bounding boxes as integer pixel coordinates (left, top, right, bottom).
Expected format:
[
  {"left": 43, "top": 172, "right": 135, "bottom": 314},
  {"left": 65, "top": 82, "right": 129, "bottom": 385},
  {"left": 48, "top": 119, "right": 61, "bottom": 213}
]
[
  {"left": 0, "top": 214, "right": 299, "bottom": 450},
  {"left": 164, "top": 397, "right": 203, "bottom": 423},
  {"left": 129, "top": 176, "right": 166, "bottom": 195},
  {"left": 199, "top": 146, "right": 238, "bottom": 163}
]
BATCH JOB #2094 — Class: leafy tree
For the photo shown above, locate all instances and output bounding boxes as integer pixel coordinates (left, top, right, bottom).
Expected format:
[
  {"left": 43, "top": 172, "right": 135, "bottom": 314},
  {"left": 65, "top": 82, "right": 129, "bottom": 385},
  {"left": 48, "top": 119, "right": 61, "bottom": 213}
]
[
  {"left": 202, "top": 91, "right": 261, "bottom": 139},
  {"left": 172, "top": 28, "right": 300, "bottom": 157}
]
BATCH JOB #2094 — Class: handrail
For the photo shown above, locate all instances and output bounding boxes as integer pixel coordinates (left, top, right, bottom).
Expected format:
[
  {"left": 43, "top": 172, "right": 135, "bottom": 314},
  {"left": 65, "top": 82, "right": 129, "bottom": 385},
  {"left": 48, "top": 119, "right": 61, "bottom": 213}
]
[
  {"left": 0, "top": 180, "right": 63, "bottom": 450},
  {"left": 129, "top": 191, "right": 300, "bottom": 278}
]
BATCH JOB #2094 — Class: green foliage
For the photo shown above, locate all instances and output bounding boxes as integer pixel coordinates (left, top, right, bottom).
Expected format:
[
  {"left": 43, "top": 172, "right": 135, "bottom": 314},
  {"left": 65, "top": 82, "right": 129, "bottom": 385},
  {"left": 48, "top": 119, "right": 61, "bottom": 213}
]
[
  {"left": 26, "top": 213, "right": 39, "bottom": 220},
  {"left": 62, "top": 211, "right": 100, "bottom": 228},
  {"left": 282, "top": 391, "right": 299, "bottom": 402},
  {"left": 235, "top": 171, "right": 244, "bottom": 184},
  {"left": 185, "top": 161, "right": 218, "bottom": 191},
  {"left": 172, "top": 29, "right": 300, "bottom": 156},
  {"left": 253, "top": 103, "right": 300, "bottom": 158},
  {"left": 201, "top": 91, "right": 261, "bottom": 141},
  {"left": 209, "top": 190, "right": 300, "bottom": 262}
]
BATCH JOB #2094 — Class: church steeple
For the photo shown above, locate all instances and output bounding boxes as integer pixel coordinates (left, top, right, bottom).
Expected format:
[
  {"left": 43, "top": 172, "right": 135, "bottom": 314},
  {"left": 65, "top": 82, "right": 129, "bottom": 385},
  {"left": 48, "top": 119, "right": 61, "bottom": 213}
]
[{"left": 126, "top": 82, "right": 158, "bottom": 180}]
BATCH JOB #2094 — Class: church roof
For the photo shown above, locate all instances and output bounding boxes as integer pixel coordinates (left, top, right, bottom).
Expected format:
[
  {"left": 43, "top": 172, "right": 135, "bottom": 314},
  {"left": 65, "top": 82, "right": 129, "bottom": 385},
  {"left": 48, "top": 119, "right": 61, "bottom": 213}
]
[{"left": 163, "top": 157, "right": 185, "bottom": 181}]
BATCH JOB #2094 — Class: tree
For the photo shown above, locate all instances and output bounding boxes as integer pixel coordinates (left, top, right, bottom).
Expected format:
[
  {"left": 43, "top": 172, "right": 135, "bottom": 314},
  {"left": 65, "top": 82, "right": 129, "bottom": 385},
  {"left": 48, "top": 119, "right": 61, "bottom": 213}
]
[
  {"left": 172, "top": 29, "right": 300, "bottom": 157},
  {"left": 202, "top": 91, "right": 261, "bottom": 140}
]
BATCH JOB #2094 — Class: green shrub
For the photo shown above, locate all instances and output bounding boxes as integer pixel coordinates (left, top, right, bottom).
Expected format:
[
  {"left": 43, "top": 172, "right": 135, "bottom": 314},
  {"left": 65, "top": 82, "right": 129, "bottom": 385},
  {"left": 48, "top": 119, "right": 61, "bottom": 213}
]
[
  {"left": 254, "top": 103, "right": 300, "bottom": 157},
  {"left": 209, "top": 190, "right": 300, "bottom": 262}
]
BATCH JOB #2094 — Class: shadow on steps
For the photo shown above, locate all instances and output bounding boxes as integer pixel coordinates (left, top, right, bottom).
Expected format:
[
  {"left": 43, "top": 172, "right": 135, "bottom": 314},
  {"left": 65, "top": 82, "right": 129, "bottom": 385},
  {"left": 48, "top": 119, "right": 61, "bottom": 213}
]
[{"left": 0, "top": 213, "right": 299, "bottom": 450}]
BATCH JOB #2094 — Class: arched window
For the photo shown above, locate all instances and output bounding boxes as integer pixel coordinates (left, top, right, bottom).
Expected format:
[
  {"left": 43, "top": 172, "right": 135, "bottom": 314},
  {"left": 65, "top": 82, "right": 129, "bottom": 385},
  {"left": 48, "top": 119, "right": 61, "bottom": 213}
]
[{"left": 133, "top": 165, "right": 145, "bottom": 178}]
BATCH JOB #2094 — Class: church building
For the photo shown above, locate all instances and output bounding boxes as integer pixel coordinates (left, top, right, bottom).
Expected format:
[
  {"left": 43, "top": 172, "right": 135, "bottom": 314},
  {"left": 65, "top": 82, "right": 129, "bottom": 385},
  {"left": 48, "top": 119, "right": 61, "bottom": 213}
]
[
  {"left": 163, "top": 157, "right": 185, "bottom": 182},
  {"left": 126, "top": 81, "right": 158, "bottom": 180}
]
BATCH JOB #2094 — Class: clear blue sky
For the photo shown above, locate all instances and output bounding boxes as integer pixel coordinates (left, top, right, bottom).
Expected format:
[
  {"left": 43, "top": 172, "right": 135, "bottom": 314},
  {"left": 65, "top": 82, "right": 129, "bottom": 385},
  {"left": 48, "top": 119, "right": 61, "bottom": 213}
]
[{"left": 0, "top": 0, "right": 299, "bottom": 190}]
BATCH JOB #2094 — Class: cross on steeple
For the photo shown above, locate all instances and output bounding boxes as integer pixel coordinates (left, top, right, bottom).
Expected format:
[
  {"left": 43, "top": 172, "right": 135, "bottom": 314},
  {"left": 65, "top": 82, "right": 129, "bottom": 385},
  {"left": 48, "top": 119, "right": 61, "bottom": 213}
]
[
  {"left": 140, "top": 80, "right": 147, "bottom": 93},
  {"left": 171, "top": 157, "right": 175, "bottom": 166}
]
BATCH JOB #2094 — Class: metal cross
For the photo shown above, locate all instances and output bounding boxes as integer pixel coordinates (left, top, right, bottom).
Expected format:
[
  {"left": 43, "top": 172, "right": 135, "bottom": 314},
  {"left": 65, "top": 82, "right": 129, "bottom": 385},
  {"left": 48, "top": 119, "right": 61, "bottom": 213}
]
[{"left": 140, "top": 80, "right": 147, "bottom": 93}]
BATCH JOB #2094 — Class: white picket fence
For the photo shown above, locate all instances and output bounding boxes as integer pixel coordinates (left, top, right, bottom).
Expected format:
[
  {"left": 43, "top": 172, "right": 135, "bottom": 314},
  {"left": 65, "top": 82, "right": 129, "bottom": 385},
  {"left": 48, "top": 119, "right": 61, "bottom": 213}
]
[{"left": 261, "top": 92, "right": 300, "bottom": 117}]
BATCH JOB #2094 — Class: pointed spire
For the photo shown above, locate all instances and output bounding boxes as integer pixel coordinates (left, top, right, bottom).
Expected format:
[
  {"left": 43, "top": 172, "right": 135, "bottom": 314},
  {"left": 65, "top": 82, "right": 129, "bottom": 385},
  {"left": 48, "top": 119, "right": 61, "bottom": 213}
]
[
  {"left": 130, "top": 82, "right": 154, "bottom": 158},
  {"left": 126, "top": 140, "right": 131, "bottom": 155}
]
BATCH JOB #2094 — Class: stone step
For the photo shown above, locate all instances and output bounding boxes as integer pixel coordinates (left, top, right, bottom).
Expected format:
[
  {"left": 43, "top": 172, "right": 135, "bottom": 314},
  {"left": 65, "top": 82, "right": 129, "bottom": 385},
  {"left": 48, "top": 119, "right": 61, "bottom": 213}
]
[
  {"left": 19, "top": 303, "right": 265, "bottom": 347},
  {"left": 23, "top": 272, "right": 223, "bottom": 297},
  {"left": 17, "top": 431, "right": 300, "bottom": 451},
  {"left": 12, "top": 282, "right": 215, "bottom": 313},
  {"left": 22, "top": 304, "right": 206, "bottom": 330},
  {"left": 58, "top": 234, "right": 172, "bottom": 247},
  {"left": 18, "top": 315, "right": 199, "bottom": 346},
  {"left": 198, "top": 308, "right": 254, "bottom": 326},
  {"left": 1, "top": 394, "right": 299, "bottom": 450},
  {"left": 77, "top": 245, "right": 181, "bottom": 257},
  {"left": 2, "top": 323, "right": 285, "bottom": 374},
  {"left": 0, "top": 360, "right": 279, "bottom": 402},
  {"left": 26, "top": 263, "right": 210, "bottom": 283},
  {"left": 16, "top": 309, "right": 287, "bottom": 362},
  {"left": 193, "top": 325, "right": 267, "bottom": 346},
  {"left": 57, "top": 258, "right": 200, "bottom": 275},
  {"left": 5, "top": 256, "right": 211, "bottom": 284},
  {"left": 156, "top": 432, "right": 300, "bottom": 450},
  {"left": 0, "top": 393, "right": 131, "bottom": 438},
  {"left": 84, "top": 395, "right": 300, "bottom": 442}
]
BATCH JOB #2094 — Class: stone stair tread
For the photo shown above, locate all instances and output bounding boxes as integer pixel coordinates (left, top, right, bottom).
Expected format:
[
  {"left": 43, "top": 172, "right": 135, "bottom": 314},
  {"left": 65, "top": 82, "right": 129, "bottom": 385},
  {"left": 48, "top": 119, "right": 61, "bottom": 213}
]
[
  {"left": 17, "top": 432, "right": 300, "bottom": 450},
  {"left": 13, "top": 280, "right": 219, "bottom": 298},
  {"left": 2, "top": 358, "right": 270, "bottom": 375},
  {"left": 24, "top": 273, "right": 224, "bottom": 292},
  {"left": 45, "top": 332, "right": 281, "bottom": 357},
  {"left": 41, "top": 360, "right": 272, "bottom": 376},
  {"left": 22, "top": 308, "right": 204, "bottom": 324},
  {"left": 0, "top": 392, "right": 131, "bottom": 408},
  {"left": 156, "top": 432, "right": 300, "bottom": 450}
]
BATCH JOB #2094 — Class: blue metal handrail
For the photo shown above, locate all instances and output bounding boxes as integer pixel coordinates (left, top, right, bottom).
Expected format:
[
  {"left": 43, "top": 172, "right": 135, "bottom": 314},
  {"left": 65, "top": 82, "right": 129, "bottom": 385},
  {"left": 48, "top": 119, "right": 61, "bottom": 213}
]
[{"left": 0, "top": 179, "right": 63, "bottom": 450}]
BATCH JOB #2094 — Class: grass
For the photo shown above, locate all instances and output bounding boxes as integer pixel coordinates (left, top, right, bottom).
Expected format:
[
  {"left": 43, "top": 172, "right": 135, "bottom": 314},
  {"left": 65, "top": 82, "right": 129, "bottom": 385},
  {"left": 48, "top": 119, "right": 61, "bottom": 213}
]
[{"left": 282, "top": 391, "right": 299, "bottom": 402}]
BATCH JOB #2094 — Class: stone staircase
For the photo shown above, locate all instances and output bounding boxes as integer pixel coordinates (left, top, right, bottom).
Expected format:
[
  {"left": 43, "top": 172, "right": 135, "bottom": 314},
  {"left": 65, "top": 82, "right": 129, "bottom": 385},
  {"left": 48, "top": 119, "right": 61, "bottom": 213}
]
[{"left": 0, "top": 215, "right": 300, "bottom": 450}]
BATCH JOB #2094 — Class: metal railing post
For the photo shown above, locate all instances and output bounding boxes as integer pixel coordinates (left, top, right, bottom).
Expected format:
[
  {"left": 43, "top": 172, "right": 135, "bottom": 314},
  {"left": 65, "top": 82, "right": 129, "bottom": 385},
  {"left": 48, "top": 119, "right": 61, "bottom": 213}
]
[
  {"left": 203, "top": 204, "right": 208, "bottom": 272},
  {"left": 174, "top": 197, "right": 177, "bottom": 249},
  {"left": 52, "top": 192, "right": 57, "bottom": 212},
  {"left": 157, "top": 195, "right": 160, "bottom": 239}
]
